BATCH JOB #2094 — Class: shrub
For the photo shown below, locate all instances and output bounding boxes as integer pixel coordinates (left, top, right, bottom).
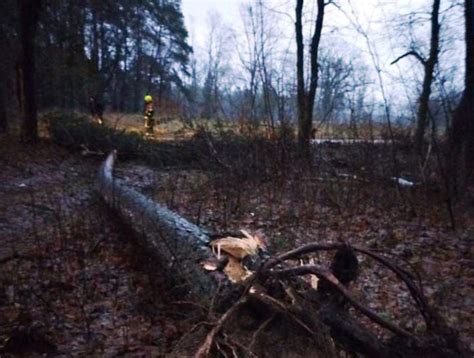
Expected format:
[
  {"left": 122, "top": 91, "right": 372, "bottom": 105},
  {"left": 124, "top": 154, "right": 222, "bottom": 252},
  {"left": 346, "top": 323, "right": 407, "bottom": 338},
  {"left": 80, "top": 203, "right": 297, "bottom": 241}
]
[{"left": 46, "top": 111, "right": 145, "bottom": 159}]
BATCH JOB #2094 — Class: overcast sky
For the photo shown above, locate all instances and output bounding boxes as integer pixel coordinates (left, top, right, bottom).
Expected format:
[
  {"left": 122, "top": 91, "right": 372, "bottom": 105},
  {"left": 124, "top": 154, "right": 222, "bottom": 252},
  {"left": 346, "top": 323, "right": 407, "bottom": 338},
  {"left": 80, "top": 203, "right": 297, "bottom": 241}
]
[
  {"left": 182, "top": 0, "right": 241, "bottom": 48},
  {"left": 180, "top": 0, "right": 464, "bottom": 113},
  {"left": 181, "top": 0, "right": 434, "bottom": 47}
]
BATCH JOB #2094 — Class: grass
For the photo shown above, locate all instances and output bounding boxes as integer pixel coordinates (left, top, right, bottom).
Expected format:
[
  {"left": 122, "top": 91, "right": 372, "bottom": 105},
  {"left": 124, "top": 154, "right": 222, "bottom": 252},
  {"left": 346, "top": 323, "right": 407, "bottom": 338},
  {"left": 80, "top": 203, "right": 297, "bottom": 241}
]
[{"left": 66, "top": 110, "right": 413, "bottom": 140}]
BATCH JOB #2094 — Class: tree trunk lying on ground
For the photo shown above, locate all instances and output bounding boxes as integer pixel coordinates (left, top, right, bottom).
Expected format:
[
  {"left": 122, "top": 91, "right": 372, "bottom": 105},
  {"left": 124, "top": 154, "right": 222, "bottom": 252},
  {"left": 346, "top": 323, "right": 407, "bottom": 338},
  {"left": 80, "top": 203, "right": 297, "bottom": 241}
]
[
  {"left": 97, "top": 151, "right": 337, "bottom": 357},
  {"left": 97, "top": 151, "right": 468, "bottom": 357},
  {"left": 98, "top": 150, "right": 220, "bottom": 302}
]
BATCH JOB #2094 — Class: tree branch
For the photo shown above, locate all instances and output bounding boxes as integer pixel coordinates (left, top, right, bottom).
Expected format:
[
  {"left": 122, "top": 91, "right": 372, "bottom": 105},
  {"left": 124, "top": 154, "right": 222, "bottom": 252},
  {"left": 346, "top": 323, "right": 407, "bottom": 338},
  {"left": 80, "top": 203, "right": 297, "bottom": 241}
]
[
  {"left": 195, "top": 296, "right": 248, "bottom": 357},
  {"left": 263, "top": 242, "right": 438, "bottom": 330},
  {"left": 391, "top": 51, "right": 426, "bottom": 66},
  {"left": 270, "top": 264, "right": 417, "bottom": 339},
  {"left": 0, "top": 253, "right": 38, "bottom": 266}
]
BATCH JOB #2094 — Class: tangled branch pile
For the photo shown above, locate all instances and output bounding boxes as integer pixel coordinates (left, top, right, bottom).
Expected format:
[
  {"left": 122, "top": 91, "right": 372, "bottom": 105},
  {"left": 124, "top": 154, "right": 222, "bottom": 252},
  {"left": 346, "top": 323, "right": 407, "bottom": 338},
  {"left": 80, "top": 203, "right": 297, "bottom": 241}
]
[{"left": 193, "top": 241, "right": 468, "bottom": 357}]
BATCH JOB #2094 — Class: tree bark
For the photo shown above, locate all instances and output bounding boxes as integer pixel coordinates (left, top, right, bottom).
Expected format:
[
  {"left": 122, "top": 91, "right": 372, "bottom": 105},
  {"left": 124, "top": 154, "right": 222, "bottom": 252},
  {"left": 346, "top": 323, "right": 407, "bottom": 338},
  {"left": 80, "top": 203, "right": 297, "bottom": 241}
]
[
  {"left": 97, "top": 152, "right": 468, "bottom": 357},
  {"left": 0, "top": 22, "right": 8, "bottom": 134},
  {"left": 18, "top": 0, "right": 41, "bottom": 143},
  {"left": 97, "top": 152, "right": 219, "bottom": 303},
  {"left": 296, "top": 0, "right": 325, "bottom": 157},
  {"left": 450, "top": 0, "right": 474, "bottom": 190},
  {"left": 0, "top": 88, "right": 7, "bottom": 134},
  {"left": 414, "top": 0, "right": 440, "bottom": 155},
  {"left": 0, "top": 67, "right": 7, "bottom": 134}
]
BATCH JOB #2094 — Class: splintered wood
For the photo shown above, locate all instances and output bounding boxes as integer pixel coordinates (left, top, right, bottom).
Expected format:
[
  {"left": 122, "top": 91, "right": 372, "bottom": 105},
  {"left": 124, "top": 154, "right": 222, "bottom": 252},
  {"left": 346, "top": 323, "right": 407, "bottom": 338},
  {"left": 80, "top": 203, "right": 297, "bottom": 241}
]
[{"left": 202, "top": 230, "right": 265, "bottom": 283}]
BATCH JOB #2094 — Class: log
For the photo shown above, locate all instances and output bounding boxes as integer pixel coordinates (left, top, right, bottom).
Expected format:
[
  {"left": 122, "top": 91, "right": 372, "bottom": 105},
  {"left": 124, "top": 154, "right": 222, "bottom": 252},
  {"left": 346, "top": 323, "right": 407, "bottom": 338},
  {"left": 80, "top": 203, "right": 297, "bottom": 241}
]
[
  {"left": 97, "top": 151, "right": 218, "bottom": 302},
  {"left": 96, "top": 152, "right": 337, "bottom": 357},
  {"left": 96, "top": 152, "right": 468, "bottom": 357}
]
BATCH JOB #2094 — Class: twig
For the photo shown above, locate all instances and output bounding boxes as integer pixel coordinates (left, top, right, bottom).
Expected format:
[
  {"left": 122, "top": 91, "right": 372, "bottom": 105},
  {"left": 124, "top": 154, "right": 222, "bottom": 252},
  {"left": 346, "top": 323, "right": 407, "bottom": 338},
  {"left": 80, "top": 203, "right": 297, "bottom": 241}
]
[
  {"left": 351, "top": 246, "right": 436, "bottom": 328},
  {"left": 171, "top": 300, "right": 208, "bottom": 312},
  {"left": 222, "top": 333, "right": 253, "bottom": 358},
  {"left": 248, "top": 313, "right": 276, "bottom": 354},
  {"left": 271, "top": 264, "right": 416, "bottom": 339},
  {"left": 251, "top": 292, "right": 319, "bottom": 338},
  {"left": 264, "top": 242, "right": 438, "bottom": 333},
  {"left": 194, "top": 296, "right": 247, "bottom": 358},
  {"left": 0, "top": 253, "right": 38, "bottom": 266},
  {"left": 391, "top": 51, "right": 426, "bottom": 66},
  {"left": 264, "top": 243, "right": 342, "bottom": 270},
  {"left": 173, "top": 321, "right": 214, "bottom": 349}
]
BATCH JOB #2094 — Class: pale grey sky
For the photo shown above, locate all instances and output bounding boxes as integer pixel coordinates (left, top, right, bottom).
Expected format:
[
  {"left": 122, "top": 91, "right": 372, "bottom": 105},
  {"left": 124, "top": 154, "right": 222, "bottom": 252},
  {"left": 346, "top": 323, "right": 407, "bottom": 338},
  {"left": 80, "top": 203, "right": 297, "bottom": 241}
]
[
  {"left": 181, "top": 0, "right": 432, "bottom": 47},
  {"left": 181, "top": 0, "right": 464, "bottom": 114}
]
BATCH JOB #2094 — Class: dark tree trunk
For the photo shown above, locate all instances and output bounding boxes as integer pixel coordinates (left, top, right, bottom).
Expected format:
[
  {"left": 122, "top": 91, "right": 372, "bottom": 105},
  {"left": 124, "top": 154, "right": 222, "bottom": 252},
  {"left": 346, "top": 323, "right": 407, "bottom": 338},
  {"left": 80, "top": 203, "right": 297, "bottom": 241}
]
[
  {"left": 91, "top": 7, "right": 99, "bottom": 72},
  {"left": 414, "top": 0, "right": 440, "bottom": 154},
  {"left": 0, "top": 23, "right": 8, "bottom": 134},
  {"left": 18, "top": 0, "right": 41, "bottom": 143},
  {"left": 450, "top": 0, "right": 474, "bottom": 190},
  {"left": 0, "top": 85, "right": 7, "bottom": 134},
  {"left": 296, "top": 0, "right": 306, "bottom": 154},
  {"left": 306, "top": 0, "right": 324, "bottom": 145},
  {"left": 296, "top": 0, "right": 325, "bottom": 157},
  {"left": 134, "top": 35, "right": 142, "bottom": 112}
]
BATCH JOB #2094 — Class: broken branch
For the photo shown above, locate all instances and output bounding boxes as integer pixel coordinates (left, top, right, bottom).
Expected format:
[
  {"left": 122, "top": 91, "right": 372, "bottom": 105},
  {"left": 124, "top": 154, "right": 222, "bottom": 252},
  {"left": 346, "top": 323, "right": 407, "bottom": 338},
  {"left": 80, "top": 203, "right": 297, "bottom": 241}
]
[
  {"left": 271, "top": 264, "right": 416, "bottom": 339},
  {"left": 391, "top": 51, "right": 426, "bottom": 66}
]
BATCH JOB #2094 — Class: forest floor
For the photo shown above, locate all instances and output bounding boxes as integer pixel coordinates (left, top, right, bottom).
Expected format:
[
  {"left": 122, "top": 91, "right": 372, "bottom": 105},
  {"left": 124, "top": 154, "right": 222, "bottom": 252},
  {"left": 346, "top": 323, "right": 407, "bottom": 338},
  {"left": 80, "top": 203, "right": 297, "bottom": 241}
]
[
  {"left": 0, "top": 135, "right": 473, "bottom": 356},
  {"left": 0, "top": 138, "right": 203, "bottom": 356}
]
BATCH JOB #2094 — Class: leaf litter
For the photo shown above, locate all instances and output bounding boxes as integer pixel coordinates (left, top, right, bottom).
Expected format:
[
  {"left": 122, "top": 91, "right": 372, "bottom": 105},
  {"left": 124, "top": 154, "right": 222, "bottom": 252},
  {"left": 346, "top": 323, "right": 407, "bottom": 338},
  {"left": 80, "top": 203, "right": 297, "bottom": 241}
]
[{"left": 1, "top": 138, "right": 473, "bottom": 355}]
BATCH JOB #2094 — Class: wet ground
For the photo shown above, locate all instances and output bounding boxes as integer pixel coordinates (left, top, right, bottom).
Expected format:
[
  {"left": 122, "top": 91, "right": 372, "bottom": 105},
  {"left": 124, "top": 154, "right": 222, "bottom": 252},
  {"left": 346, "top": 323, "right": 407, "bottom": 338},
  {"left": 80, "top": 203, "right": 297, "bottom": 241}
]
[
  {"left": 0, "top": 136, "right": 472, "bottom": 355},
  {"left": 0, "top": 138, "right": 198, "bottom": 356}
]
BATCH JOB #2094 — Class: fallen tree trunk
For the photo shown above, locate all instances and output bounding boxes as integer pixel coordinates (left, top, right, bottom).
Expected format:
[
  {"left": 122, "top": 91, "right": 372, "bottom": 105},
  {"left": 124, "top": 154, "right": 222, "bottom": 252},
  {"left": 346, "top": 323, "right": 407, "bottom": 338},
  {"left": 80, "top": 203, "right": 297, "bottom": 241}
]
[
  {"left": 96, "top": 152, "right": 467, "bottom": 357},
  {"left": 97, "top": 151, "right": 218, "bottom": 302},
  {"left": 96, "top": 151, "right": 338, "bottom": 357}
]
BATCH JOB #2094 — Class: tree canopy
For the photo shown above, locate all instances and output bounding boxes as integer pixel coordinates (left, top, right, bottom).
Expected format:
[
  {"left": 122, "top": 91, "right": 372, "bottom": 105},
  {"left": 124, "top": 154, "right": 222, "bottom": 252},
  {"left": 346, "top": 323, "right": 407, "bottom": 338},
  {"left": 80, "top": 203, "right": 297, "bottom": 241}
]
[{"left": 0, "top": 0, "right": 192, "bottom": 115}]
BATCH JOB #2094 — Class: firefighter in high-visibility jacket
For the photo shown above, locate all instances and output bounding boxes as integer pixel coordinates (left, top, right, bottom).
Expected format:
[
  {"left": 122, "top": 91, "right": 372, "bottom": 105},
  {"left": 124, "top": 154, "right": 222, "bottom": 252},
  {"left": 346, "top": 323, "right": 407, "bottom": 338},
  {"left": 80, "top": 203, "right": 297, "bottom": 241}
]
[{"left": 143, "top": 95, "right": 155, "bottom": 136}]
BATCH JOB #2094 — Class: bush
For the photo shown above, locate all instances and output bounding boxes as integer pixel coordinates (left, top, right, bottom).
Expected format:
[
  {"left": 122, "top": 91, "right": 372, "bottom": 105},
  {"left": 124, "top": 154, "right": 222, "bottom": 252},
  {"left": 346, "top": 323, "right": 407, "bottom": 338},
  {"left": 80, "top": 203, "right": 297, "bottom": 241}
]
[
  {"left": 45, "top": 110, "right": 301, "bottom": 176},
  {"left": 46, "top": 111, "right": 210, "bottom": 167},
  {"left": 46, "top": 111, "right": 145, "bottom": 159}
]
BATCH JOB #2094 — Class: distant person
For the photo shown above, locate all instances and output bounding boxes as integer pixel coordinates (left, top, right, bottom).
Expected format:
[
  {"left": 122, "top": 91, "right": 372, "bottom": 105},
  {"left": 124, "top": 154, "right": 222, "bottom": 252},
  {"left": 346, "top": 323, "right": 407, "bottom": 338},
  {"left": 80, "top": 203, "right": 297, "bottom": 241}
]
[
  {"left": 89, "top": 96, "right": 104, "bottom": 125},
  {"left": 311, "top": 127, "right": 318, "bottom": 139},
  {"left": 143, "top": 95, "right": 155, "bottom": 136}
]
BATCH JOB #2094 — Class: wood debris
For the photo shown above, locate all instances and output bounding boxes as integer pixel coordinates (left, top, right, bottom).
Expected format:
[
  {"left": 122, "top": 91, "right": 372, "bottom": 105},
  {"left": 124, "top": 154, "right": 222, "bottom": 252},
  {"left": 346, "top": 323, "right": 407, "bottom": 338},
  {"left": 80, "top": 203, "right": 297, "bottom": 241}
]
[{"left": 205, "top": 230, "right": 265, "bottom": 283}]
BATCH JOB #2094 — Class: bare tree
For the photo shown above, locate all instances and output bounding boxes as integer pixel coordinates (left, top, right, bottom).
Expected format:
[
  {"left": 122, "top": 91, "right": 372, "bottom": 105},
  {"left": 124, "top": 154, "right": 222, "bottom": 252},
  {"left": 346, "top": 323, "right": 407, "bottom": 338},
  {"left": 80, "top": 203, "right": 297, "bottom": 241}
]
[
  {"left": 255, "top": 0, "right": 276, "bottom": 132},
  {"left": 392, "top": 0, "right": 441, "bottom": 155},
  {"left": 295, "top": 0, "right": 327, "bottom": 157},
  {"left": 338, "top": 1, "right": 400, "bottom": 178},
  {"left": 238, "top": 0, "right": 282, "bottom": 131},
  {"left": 201, "top": 12, "right": 233, "bottom": 122},
  {"left": 450, "top": 0, "right": 474, "bottom": 191},
  {"left": 239, "top": 2, "right": 261, "bottom": 126},
  {"left": 316, "top": 53, "right": 354, "bottom": 128},
  {"left": 18, "top": 0, "right": 41, "bottom": 143}
]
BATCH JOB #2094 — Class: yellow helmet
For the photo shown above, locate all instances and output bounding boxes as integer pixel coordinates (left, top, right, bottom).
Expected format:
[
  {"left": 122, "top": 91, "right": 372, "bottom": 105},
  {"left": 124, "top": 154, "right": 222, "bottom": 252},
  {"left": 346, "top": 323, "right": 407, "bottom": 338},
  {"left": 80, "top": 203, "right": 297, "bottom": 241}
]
[{"left": 144, "top": 95, "right": 153, "bottom": 103}]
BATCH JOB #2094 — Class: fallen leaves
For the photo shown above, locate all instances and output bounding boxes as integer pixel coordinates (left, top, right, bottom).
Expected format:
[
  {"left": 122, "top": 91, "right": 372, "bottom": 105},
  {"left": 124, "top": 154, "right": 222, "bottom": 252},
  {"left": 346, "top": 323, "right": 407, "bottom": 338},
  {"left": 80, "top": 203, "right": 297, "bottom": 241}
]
[
  {"left": 124, "top": 163, "right": 474, "bottom": 347},
  {"left": 2, "top": 138, "right": 473, "bottom": 355},
  {"left": 0, "top": 142, "right": 197, "bottom": 356}
]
